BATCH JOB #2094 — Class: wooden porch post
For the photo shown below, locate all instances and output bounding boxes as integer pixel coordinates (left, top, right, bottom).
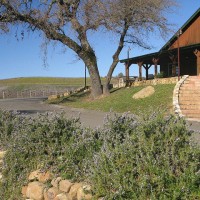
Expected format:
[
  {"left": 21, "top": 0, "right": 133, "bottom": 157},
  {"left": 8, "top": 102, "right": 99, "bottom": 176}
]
[
  {"left": 169, "top": 55, "right": 177, "bottom": 76},
  {"left": 137, "top": 61, "right": 143, "bottom": 81},
  {"left": 125, "top": 62, "right": 129, "bottom": 80},
  {"left": 125, "top": 62, "right": 131, "bottom": 85},
  {"left": 152, "top": 58, "right": 159, "bottom": 78},
  {"left": 145, "top": 65, "right": 148, "bottom": 80},
  {"left": 143, "top": 64, "right": 152, "bottom": 80},
  {"left": 194, "top": 49, "right": 200, "bottom": 76}
]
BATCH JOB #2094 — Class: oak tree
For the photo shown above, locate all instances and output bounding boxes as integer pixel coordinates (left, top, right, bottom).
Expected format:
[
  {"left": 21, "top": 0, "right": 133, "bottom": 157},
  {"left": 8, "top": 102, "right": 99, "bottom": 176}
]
[{"left": 0, "top": 0, "right": 176, "bottom": 98}]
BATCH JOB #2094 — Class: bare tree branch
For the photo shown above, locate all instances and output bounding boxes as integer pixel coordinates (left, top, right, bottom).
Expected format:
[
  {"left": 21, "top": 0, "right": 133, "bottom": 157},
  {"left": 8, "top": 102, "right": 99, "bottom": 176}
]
[{"left": 0, "top": 0, "right": 177, "bottom": 98}]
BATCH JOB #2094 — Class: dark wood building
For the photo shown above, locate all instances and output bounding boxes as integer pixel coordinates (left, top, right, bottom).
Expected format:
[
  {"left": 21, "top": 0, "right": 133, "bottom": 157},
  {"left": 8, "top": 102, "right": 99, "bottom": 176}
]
[{"left": 120, "top": 8, "right": 200, "bottom": 81}]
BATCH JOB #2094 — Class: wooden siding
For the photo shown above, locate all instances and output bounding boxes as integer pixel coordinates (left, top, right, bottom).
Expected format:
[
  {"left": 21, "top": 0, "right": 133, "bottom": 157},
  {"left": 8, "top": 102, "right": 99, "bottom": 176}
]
[{"left": 169, "top": 15, "right": 200, "bottom": 49}]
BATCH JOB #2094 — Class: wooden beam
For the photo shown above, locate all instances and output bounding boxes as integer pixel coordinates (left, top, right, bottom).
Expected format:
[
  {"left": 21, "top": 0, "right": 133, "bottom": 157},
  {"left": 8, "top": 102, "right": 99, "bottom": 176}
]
[
  {"left": 169, "top": 55, "right": 177, "bottom": 64},
  {"left": 194, "top": 49, "right": 200, "bottom": 76}
]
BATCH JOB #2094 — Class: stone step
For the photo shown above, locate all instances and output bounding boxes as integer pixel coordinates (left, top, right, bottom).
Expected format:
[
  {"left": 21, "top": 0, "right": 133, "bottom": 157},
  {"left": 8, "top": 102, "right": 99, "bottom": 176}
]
[
  {"left": 187, "top": 117, "right": 200, "bottom": 122},
  {"left": 185, "top": 81, "right": 200, "bottom": 84},
  {"left": 179, "top": 96, "right": 200, "bottom": 101},
  {"left": 179, "top": 97, "right": 200, "bottom": 101},
  {"left": 182, "top": 110, "right": 200, "bottom": 115},
  {"left": 179, "top": 88, "right": 200, "bottom": 94},
  {"left": 181, "top": 83, "right": 200, "bottom": 89},
  {"left": 186, "top": 80, "right": 200, "bottom": 83},
  {"left": 182, "top": 113, "right": 200, "bottom": 119},
  {"left": 184, "top": 76, "right": 199, "bottom": 78},
  {"left": 184, "top": 83, "right": 200, "bottom": 87},
  {"left": 187, "top": 81, "right": 200, "bottom": 83},
  {"left": 184, "top": 78, "right": 200, "bottom": 81},
  {"left": 188, "top": 76, "right": 200, "bottom": 79},
  {"left": 179, "top": 100, "right": 200, "bottom": 105},
  {"left": 179, "top": 76, "right": 200, "bottom": 119},
  {"left": 179, "top": 92, "right": 200, "bottom": 97},
  {"left": 180, "top": 105, "right": 200, "bottom": 110},
  {"left": 189, "top": 76, "right": 200, "bottom": 78},
  {"left": 180, "top": 84, "right": 200, "bottom": 87}
]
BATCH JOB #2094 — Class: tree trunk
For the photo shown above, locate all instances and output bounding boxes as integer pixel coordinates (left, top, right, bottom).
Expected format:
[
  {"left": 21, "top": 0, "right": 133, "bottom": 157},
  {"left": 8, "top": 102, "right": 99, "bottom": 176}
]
[
  {"left": 87, "top": 63, "right": 103, "bottom": 98},
  {"left": 103, "top": 60, "right": 118, "bottom": 95},
  {"left": 84, "top": 56, "right": 103, "bottom": 98},
  {"left": 103, "top": 22, "right": 128, "bottom": 96}
]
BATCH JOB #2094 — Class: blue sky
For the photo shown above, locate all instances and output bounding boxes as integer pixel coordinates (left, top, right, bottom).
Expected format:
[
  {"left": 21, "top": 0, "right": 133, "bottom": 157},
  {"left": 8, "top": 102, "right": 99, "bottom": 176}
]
[{"left": 0, "top": 0, "right": 200, "bottom": 80}]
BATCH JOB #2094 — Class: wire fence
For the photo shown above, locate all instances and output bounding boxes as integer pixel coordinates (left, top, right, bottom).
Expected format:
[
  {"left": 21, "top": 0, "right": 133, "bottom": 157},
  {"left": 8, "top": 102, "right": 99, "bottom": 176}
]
[{"left": 0, "top": 88, "right": 77, "bottom": 99}]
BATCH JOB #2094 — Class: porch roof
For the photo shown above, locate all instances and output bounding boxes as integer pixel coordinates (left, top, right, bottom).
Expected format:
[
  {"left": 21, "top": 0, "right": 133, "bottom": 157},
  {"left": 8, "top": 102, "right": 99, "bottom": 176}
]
[
  {"left": 120, "top": 8, "right": 200, "bottom": 65},
  {"left": 120, "top": 43, "right": 200, "bottom": 65}
]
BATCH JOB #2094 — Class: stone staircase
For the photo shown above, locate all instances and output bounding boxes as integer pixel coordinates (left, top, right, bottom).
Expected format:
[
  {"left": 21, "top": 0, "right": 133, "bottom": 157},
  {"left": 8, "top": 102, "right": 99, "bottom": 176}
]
[{"left": 179, "top": 76, "right": 200, "bottom": 121}]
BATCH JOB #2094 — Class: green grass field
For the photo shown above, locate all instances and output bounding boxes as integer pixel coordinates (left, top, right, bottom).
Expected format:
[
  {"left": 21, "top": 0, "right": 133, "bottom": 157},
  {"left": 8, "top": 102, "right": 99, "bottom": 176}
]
[
  {"left": 49, "top": 84, "right": 175, "bottom": 115},
  {"left": 0, "top": 77, "right": 175, "bottom": 115},
  {"left": 0, "top": 77, "right": 93, "bottom": 92},
  {"left": 0, "top": 77, "right": 90, "bottom": 86}
]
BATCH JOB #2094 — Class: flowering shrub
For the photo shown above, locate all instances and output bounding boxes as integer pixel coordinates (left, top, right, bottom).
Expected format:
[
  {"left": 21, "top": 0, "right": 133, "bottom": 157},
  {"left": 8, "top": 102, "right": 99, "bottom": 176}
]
[
  {"left": 0, "top": 111, "right": 102, "bottom": 199},
  {"left": 0, "top": 111, "right": 19, "bottom": 149},
  {"left": 0, "top": 110, "right": 199, "bottom": 199},
  {"left": 90, "top": 114, "right": 200, "bottom": 199}
]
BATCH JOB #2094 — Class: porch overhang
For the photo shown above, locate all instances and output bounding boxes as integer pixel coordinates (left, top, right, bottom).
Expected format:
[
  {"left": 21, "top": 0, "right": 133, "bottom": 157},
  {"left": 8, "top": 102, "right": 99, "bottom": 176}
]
[
  {"left": 120, "top": 43, "right": 200, "bottom": 66},
  {"left": 120, "top": 43, "right": 200, "bottom": 82}
]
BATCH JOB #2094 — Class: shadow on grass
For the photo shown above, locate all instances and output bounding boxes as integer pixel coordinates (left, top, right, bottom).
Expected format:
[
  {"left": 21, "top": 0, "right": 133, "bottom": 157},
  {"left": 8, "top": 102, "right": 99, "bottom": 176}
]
[
  {"left": 110, "top": 88, "right": 122, "bottom": 94},
  {"left": 48, "top": 88, "right": 121, "bottom": 105},
  {"left": 58, "top": 91, "right": 91, "bottom": 104}
]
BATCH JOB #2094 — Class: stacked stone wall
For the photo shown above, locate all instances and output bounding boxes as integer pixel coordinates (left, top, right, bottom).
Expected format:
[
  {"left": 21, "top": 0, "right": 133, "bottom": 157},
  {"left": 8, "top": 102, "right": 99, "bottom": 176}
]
[
  {"left": 132, "top": 77, "right": 178, "bottom": 87},
  {"left": 22, "top": 170, "right": 93, "bottom": 200}
]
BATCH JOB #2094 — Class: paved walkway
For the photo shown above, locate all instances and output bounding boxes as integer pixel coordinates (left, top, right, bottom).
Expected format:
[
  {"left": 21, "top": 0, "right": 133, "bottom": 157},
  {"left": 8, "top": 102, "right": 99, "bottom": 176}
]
[
  {"left": 187, "top": 121, "right": 200, "bottom": 145},
  {"left": 0, "top": 98, "right": 109, "bottom": 128},
  {"left": 0, "top": 98, "right": 200, "bottom": 135}
]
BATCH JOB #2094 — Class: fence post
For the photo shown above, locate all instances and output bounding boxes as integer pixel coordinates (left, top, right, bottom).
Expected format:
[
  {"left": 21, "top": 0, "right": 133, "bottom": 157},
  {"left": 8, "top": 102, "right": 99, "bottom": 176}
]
[
  {"left": 30, "top": 91, "right": 31, "bottom": 98},
  {"left": 3, "top": 91, "right": 5, "bottom": 99}
]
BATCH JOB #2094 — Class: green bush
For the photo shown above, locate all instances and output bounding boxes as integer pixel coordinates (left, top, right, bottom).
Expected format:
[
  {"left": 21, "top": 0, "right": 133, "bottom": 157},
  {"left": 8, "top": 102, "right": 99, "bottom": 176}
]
[
  {"left": 0, "top": 111, "right": 101, "bottom": 199},
  {"left": 0, "top": 111, "right": 19, "bottom": 149},
  {"left": 89, "top": 114, "right": 200, "bottom": 199},
  {"left": 157, "top": 71, "right": 166, "bottom": 78},
  {"left": 0, "top": 111, "right": 199, "bottom": 199}
]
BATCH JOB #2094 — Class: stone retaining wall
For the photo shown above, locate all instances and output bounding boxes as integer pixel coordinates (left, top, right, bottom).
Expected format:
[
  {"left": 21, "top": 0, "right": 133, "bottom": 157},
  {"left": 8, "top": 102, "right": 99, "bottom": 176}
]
[
  {"left": 21, "top": 170, "right": 93, "bottom": 200},
  {"left": 48, "top": 87, "right": 90, "bottom": 101},
  {"left": 132, "top": 77, "right": 178, "bottom": 87},
  {"left": 112, "top": 77, "right": 178, "bottom": 88},
  {"left": 173, "top": 75, "right": 189, "bottom": 118},
  {"left": 0, "top": 150, "right": 95, "bottom": 200}
]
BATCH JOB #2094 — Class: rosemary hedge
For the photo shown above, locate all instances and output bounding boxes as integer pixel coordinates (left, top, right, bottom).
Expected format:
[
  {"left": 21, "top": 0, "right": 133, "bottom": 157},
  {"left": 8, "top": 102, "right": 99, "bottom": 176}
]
[{"left": 0, "top": 111, "right": 199, "bottom": 199}]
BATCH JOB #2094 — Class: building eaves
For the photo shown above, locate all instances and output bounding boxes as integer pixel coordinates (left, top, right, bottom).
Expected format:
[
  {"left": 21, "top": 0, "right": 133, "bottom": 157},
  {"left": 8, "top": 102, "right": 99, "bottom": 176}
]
[{"left": 160, "top": 7, "right": 200, "bottom": 51}]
